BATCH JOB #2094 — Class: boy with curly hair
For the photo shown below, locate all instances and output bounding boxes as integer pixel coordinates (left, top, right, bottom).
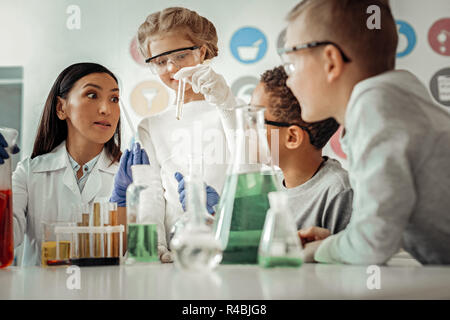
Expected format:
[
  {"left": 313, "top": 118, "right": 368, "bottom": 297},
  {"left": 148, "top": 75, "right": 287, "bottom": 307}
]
[{"left": 251, "top": 66, "right": 352, "bottom": 239}]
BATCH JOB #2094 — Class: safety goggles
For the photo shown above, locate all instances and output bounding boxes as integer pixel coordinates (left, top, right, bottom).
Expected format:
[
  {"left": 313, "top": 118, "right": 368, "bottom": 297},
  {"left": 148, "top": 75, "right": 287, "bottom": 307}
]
[
  {"left": 145, "top": 46, "right": 201, "bottom": 75},
  {"left": 277, "top": 41, "right": 351, "bottom": 76},
  {"left": 264, "top": 119, "right": 315, "bottom": 145}
]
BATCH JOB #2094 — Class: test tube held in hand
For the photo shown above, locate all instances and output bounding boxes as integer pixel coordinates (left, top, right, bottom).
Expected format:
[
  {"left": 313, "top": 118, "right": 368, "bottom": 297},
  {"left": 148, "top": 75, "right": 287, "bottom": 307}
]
[{"left": 176, "top": 78, "right": 186, "bottom": 120}]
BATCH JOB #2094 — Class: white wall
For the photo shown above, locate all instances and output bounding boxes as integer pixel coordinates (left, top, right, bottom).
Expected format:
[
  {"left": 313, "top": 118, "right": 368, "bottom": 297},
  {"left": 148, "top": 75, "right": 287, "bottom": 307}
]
[{"left": 1, "top": 0, "right": 449, "bottom": 163}]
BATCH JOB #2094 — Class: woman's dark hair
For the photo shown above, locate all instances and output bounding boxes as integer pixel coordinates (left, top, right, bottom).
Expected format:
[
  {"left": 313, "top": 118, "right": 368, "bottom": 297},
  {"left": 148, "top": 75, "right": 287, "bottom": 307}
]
[
  {"left": 31, "top": 62, "right": 122, "bottom": 164},
  {"left": 260, "top": 66, "right": 339, "bottom": 150}
]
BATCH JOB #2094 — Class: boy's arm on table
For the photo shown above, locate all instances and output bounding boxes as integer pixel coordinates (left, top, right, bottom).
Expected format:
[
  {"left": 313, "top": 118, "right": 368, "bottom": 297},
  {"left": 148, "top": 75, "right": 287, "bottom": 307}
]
[{"left": 314, "top": 89, "right": 417, "bottom": 265}]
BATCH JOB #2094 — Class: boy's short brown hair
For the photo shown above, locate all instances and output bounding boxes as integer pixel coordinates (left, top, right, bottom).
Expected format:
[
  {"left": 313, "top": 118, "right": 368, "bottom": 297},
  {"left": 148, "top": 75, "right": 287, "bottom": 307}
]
[
  {"left": 287, "top": 0, "right": 398, "bottom": 75},
  {"left": 261, "top": 66, "right": 339, "bottom": 150}
]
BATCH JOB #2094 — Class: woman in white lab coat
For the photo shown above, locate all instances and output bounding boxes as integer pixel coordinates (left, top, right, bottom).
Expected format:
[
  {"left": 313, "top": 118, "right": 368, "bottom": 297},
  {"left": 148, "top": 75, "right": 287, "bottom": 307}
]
[
  {"left": 11, "top": 62, "right": 122, "bottom": 266},
  {"left": 111, "top": 7, "right": 238, "bottom": 262}
]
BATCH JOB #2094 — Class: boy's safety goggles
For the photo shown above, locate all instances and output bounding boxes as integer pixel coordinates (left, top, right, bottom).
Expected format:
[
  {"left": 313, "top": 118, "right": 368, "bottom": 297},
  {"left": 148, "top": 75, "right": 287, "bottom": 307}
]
[{"left": 278, "top": 41, "right": 351, "bottom": 76}]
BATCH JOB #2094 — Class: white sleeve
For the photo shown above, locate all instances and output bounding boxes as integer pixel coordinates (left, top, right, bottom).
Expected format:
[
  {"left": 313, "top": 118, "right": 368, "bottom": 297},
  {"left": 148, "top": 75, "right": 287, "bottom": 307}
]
[
  {"left": 137, "top": 120, "right": 168, "bottom": 249},
  {"left": 315, "top": 88, "right": 416, "bottom": 265},
  {"left": 12, "top": 159, "right": 28, "bottom": 248}
]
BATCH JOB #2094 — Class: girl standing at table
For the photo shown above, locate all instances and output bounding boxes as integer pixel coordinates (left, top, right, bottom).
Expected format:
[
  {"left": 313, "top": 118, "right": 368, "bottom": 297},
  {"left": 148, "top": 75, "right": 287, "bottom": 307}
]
[
  {"left": 5, "top": 63, "right": 123, "bottom": 266},
  {"left": 110, "top": 7, "right": 239, "bottom": 262}
]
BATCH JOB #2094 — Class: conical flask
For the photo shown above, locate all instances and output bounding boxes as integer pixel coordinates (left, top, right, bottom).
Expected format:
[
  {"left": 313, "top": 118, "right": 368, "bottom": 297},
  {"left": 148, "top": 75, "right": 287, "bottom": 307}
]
[
  {"left": 258, "top": 191, "right": 303, "bottom": 268},
  {"left": 170, "top": 155, "right": 222, "bottom": 271},
  {"left": 213, "top": 105, "right": 281, "bottom": 264}
]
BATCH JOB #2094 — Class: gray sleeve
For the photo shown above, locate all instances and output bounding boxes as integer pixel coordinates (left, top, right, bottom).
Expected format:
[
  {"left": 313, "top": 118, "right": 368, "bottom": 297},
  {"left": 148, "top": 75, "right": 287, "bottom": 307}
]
[
  {"left": 315, "top": 88, "right": 416, "bottom": 265},
  {"left": 321, "top": 188, "right": 353, "bottom": 234}
]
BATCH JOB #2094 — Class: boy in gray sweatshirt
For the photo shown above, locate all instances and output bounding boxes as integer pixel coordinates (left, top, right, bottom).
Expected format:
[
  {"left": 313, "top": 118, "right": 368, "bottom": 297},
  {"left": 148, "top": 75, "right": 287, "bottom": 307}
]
[{"left": 282, "top": 0, "right": 450, "bottom": 264}]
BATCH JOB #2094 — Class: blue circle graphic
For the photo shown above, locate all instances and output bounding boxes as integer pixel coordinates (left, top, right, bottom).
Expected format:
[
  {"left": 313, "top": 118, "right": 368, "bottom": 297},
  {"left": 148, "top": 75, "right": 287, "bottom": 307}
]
[
  {"left": 396, "top": 20, "right": 416, "bottom": 58},
  {"left": 230, "top": 27, "right": 268, "bottom": 64}
]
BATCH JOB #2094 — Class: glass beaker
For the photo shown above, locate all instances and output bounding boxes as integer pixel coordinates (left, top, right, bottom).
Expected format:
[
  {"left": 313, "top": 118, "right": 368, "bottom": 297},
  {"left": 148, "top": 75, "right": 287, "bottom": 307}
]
[
  {"left": 126, "top": 165, "right": 159, "bottom": 264},
  {"left": 213, "top": 105, "right": 281, "bottom": 264},
  {"left": 258, "top": 191, "right": 303, "bottom": 268},
  {"left": 41, "top": 221, "right": 75, "bottom": 267},
  {"left": 0, "top": 127, "right": 18, "bottom": 269},
  {"left": 170, "top": 155, "right": 222, "bottom": 271}
]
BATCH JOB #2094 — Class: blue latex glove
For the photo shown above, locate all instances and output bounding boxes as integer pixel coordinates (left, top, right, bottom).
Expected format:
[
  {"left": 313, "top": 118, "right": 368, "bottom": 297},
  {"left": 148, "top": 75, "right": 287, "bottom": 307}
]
[
  {"left": 110, "top": 142, "right": 150, "bottom": 207},
  {"left": 174, "top": 172, "right": 220, "bottom": 215},
  {"left": 0, "top": 132, "right": 20, "bottom": 165}
]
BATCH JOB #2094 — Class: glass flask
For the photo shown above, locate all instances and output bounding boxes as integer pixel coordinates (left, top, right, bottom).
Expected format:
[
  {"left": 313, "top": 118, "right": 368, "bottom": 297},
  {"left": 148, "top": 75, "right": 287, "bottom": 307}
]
[
  {"left": 213, "top": 105, "right": 281, "bottom": 264},
  {"left": 125, "top": 165, "right": 159, "bottom": 264},
  {"left": 258, "top": 191, "right": 303, "bottom": 268},
  {"left": 170, "top": 156, "right": 223, "bottom": 271},
  {"left": 0, "top": 127, "right": 18, "bottom": 269},
  {"left": 126, "top": 165, "right": 151, "bottom": 224}
]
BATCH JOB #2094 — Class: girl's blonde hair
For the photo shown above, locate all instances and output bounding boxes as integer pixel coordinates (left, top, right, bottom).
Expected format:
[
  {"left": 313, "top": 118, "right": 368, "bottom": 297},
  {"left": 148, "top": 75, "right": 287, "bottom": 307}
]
[{"left": 137, "top": 7, "right": 219, "bottom": 60}]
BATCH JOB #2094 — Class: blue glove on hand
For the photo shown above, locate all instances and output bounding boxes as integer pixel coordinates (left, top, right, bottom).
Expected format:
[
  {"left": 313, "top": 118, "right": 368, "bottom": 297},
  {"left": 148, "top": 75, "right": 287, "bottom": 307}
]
[
  {"left": 174, "top": 172, "right": 220, "bottom": 215},
  {"left": 0, "top": 132, "right": 20, "bottom": 165},
  {"left": 110, "top": 142, "right": 150, "bottom": 207}
]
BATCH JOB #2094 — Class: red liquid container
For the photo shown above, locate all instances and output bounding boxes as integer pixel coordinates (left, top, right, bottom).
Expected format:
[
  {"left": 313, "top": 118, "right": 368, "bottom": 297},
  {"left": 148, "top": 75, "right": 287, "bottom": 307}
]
[
  {"left": 0, "top": 127, "right": 18, "bottom": 269},
  {"left": 0, "top": 189, "right": 13, "bottom": 268}
]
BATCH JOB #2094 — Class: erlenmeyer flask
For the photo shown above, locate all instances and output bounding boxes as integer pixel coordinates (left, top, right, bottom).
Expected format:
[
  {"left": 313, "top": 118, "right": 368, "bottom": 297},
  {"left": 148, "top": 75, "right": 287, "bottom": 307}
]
[
  {"left": 170, "top": 156, "right": 222, "bottom": 271},
  {"left": 258, "top": 191, "right": 303, "bottom": 268},
  {"left": 213, "top": 105, "right": 281, "bottom": 264}
]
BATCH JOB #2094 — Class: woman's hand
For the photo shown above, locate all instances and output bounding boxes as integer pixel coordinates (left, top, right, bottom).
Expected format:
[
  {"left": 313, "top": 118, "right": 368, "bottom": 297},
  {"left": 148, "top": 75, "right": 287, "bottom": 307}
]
[
  {"left": 173, "top": 64, "right": 233, "bottom": 106},
  {"left": 0, "top": 132, "right": 20, "bottom": 165},
  {"left": 110, "top": 142, "right": 150, "bottom": 207}
]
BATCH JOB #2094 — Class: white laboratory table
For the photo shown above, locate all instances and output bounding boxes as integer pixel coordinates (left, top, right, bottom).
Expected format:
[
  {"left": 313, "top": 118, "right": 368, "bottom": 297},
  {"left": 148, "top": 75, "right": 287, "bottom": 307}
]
[{"left": 1, "top": 255, "right": 450, "bottom": 300}]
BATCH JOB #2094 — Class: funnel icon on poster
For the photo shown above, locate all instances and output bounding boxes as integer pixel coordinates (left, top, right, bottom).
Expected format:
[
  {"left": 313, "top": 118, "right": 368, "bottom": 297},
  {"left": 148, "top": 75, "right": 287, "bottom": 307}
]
[
  {"left": 230, "top": 27, "right": 268, "bottom": 64},
  {"left": 130, "top": 80, "right": 170, "bottom": 117},
  {"left": 142, "top": 88, "right": 158, "bottom": 112}
]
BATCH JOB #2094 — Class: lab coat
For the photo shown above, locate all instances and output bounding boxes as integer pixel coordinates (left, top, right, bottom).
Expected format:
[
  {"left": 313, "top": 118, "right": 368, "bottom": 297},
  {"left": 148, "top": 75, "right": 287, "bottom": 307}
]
[
  {"left": 12, "top": 141, "right": 119, "bottom": 266},
  {"left": 137, "top": 100, "right": 235, "bottom": 249}
]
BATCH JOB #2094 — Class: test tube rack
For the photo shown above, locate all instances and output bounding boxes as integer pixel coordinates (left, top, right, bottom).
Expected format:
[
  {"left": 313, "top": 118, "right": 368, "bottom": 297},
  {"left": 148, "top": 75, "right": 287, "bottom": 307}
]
[{"left": 54, "top": 225, "right": 124, "bottom": 266}]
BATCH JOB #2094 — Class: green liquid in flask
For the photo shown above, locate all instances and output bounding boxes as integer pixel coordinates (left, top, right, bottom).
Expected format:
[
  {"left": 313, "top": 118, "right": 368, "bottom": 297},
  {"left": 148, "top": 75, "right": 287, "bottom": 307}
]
[
  {"left": 127, "top": 224, "right": 159, "bottom": 263},
  {"left": 258, "top": 256, "right": 303, "bottom": 268},
  {"left": 218, "top": 172, "right": 279, "bottom": 264}
]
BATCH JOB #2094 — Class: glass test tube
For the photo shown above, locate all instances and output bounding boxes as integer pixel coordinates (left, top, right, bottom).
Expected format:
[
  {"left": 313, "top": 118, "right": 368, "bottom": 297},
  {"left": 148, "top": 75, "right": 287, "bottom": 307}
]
[
  {"left": 109, "top": 202, "right": 119, "bottom": 257},
  {"left": 93, "top": 202, "right": 101, "bottom": 257},
  {"left": 81, "top": 204, "right": 90, "bottom": 258},
  {"left": 176, "top": 78, "right": 186, "bottom": 120}
]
